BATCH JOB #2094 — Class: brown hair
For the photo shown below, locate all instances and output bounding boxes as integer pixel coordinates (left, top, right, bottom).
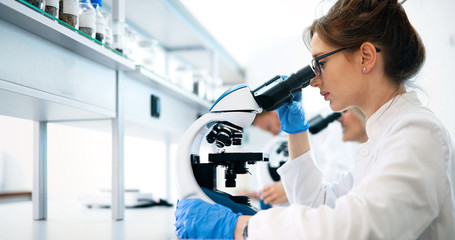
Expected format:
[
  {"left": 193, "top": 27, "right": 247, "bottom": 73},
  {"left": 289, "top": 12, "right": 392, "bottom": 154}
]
[{"left": 304, "top": 0, "right": 425, "bottom": 86}]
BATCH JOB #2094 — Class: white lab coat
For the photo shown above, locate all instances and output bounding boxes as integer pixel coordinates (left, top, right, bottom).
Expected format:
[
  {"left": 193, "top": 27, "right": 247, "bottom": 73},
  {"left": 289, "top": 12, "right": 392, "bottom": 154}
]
[{"left": 248, "top": 92, "right": 455, "bottom": 239}]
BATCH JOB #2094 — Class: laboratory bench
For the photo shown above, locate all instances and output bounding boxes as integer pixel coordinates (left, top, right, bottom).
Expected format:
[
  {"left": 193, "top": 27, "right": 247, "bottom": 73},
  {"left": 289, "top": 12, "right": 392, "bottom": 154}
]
[{"left": 0, "top": 201, "right": 177, "bottom": 240}]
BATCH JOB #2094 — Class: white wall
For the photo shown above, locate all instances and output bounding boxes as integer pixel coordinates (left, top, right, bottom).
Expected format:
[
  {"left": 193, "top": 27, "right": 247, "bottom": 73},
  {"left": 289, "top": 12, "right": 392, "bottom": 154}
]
[{"left": 405, "top": 0, "right": 455, "bottom": 139}]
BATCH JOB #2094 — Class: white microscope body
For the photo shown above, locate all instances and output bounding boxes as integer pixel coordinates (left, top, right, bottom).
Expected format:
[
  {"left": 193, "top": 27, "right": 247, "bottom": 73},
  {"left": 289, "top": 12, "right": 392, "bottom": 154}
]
[
  {"left": 174, "top": 65, "right": 316, "bottom": 214},
  {"left": 175, "top": 85, "right": 262, "bottom": 206}
]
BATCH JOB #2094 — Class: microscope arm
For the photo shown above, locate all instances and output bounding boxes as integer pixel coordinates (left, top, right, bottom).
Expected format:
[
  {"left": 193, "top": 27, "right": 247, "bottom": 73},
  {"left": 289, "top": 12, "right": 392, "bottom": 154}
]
[{"left": 175, "top": 111, "right": 256, "bottom": 202}]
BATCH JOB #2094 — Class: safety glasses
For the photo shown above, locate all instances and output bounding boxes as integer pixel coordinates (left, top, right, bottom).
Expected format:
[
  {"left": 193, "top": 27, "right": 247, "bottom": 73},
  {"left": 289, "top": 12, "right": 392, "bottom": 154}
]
[{"left": 311, "top": 46, "right": 381, "bottom": 76}]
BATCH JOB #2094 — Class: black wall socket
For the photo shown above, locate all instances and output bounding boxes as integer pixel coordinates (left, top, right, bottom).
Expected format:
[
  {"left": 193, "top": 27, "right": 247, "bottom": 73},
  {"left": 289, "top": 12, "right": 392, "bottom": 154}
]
[{"left": 150, "top": 95, "right": 160, "bottom": 118}]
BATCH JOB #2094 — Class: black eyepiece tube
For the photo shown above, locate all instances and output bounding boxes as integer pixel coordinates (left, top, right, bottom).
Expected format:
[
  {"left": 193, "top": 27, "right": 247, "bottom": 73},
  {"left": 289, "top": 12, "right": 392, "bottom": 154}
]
[
  {"left": 308, "top": 112, "right": 342, "bottom": 134},
  {"left": 252, "top": 65, "right": 315, "bottom": 111}
]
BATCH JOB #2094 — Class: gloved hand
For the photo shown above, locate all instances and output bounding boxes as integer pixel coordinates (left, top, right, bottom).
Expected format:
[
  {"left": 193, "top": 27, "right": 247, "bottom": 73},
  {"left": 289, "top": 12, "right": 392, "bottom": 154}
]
[
  {"left": 175, "top": 198, "right": 242, "bottom": 239},
  {"left": 276, "top": 91, "right": 309, "bottom": 134}
]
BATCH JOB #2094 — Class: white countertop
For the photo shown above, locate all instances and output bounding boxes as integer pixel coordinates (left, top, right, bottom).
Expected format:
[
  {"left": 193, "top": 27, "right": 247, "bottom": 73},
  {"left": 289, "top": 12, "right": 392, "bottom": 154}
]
[{"left": 0, "top": 201, "right": 177, "bottom": 240}]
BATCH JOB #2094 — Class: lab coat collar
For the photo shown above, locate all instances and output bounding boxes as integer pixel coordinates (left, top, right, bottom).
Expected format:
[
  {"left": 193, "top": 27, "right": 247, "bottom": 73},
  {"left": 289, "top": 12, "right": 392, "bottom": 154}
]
[{"left": 365, "top": 91, "right": 421, "bottom": 140}]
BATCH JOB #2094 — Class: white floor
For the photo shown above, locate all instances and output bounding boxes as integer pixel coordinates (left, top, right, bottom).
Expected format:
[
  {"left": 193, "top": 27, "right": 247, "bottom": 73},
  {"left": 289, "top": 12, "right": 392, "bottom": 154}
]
[{"left": 0, "top": 201, "right": 177, "bottom": 240}]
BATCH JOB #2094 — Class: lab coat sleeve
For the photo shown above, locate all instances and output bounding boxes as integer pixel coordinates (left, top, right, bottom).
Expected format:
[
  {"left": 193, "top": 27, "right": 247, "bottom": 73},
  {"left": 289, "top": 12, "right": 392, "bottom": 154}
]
[
  {"left": 277, "top": 151, "right": 353, "bottom": 208},
  {"left": 249, "top": 119, "right": 448, "bottom": 239}
]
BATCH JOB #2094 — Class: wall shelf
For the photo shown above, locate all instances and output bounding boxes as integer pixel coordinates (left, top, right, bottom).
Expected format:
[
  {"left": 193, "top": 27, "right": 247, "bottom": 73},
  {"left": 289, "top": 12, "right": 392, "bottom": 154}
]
[
  {"left": 126, "top": 66, "right": 212, "bottom": 111},
  {"left": 0, "top": 79, "right": 116, "bottom": 121},
  {"left": 105, "top": 0, "right": 245, "bottom": 85},
  {"left": 0, "top": 0, "right": 135, "bottom": 71}
]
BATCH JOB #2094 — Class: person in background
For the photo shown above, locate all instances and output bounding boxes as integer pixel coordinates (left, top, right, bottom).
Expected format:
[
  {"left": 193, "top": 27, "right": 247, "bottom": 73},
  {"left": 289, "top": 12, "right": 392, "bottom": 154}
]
[
  {"left": 238, "top": 110, "right": 289, "bottom": 206},
  {"left": 338, "top": 107, "right": 368, "bottom": 144},
  {"left": 248, "top": 107, "right": 369, "bottom": 206},
  {"left": 251, "top": 110, "right": 282, "bottom": 137},
  {"left": 175, "top": 0, "right": 455, "bottom": 239}
]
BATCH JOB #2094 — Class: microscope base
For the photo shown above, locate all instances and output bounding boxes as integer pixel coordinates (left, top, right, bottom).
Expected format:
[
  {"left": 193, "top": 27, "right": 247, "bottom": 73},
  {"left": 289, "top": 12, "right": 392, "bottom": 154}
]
[{"left": 201, "top": 187, "right": 257, "bottom": 215}]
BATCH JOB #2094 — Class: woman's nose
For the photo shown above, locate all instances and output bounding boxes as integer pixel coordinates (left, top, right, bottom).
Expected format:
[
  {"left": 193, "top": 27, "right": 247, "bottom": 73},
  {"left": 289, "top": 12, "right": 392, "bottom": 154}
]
[{"left": 310, "top": 77, "right": 321, "bottom": 88}]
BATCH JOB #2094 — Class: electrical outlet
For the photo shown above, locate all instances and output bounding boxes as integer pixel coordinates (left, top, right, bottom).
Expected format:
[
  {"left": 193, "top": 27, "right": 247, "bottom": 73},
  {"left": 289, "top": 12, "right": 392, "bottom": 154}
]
[{"left": 150, "top": 95, "right": 160, "bottom": 118}]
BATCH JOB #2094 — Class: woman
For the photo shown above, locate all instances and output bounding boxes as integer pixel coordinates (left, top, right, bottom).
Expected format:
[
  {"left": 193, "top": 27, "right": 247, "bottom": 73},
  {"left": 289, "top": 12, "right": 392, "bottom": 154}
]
[{"left": 175, "top": 0, "right": 455, "bottom": 239}]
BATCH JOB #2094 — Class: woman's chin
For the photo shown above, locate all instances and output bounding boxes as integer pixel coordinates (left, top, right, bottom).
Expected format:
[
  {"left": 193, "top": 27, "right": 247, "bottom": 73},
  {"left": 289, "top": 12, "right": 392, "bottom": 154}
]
[{"left": 329, "top": 102, "right": 345, "bottom": 112}]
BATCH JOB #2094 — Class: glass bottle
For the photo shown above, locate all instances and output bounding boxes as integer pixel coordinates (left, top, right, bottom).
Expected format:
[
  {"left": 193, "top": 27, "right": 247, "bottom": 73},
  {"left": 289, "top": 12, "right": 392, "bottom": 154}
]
[
  {"left": 103, "top": 12, "right": 113, "bottom": 48},
  {"left": 25, "top": 0, "right": 45, "bottom": 11},
  {"left": 90, "top": 0, "right": 106, "bottom": 44},
  {"left": 59, "top": 0, "right": 79, "bottom": 28},
  {"left": 137, "top": 39, "right": 159, "bottom": 71},
  {"left": 45, "top": 0, "right": 59, "bottom": 18},
  {"left": 112, "top": 19, "right": 124, "bottom": 53},
  {"left": 78, "top": 0, "right": 96, "bottom": 38}
]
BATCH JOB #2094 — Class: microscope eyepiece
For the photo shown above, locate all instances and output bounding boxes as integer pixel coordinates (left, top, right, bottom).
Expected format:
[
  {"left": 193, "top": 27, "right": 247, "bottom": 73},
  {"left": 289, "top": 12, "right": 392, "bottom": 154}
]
[{"left": 252, "top": 65, "right": 315, "bottom": 111}]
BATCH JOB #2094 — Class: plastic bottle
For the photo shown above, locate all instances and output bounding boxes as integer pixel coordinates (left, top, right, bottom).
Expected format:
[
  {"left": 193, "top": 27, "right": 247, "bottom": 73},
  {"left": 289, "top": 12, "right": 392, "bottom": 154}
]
[
  {"left": 78, "top": 0, "right": 96, "bottom": 38},
  {"left": 112, "top": 19, "right": 124, "bottom": 53},
  {"left": 90, "top": 0, "right": 106, "bottom": 44}
]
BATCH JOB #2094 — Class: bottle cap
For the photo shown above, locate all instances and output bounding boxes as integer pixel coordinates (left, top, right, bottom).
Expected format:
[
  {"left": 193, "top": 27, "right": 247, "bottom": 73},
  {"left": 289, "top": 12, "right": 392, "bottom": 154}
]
[{"left": 91, "top": 0, "right": 102, "bottom": 7}]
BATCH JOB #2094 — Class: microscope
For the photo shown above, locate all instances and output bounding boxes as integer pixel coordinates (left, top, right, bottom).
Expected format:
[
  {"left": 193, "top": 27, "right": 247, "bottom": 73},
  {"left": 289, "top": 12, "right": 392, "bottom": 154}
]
[{"left": 175, "top": 65, "right": 315, "bottom": 215}]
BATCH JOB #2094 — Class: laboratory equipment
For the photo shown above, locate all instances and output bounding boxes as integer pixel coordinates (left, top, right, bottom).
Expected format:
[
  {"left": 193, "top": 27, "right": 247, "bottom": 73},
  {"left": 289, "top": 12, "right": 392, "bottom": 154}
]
[
  {"left": 91, "top": 0, "right": 106, "bottom": 43},
  {"left": 308, "top": 112, "right": 342, "bottom": 134},
  {"left": 45, "top": 0, "right": 59, "bottom": 17},
  {"left": 174, "top": 65, "right": 315, "bottom": 215},
  {"left": 25, "top": 0, "right": 44, "bottom": 10},
  {"left": 59, "top": 0, "right": 79, "bottom": 28},
  {"left": 79, "top": 0, "right": 96, "bottom": 38}
]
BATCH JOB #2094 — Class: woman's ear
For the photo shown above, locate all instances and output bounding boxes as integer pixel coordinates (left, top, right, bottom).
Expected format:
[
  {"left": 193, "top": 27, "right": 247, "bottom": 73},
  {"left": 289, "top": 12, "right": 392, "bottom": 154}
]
[{"left": 360, "top": 42, "right": 378, "bottom": 73}]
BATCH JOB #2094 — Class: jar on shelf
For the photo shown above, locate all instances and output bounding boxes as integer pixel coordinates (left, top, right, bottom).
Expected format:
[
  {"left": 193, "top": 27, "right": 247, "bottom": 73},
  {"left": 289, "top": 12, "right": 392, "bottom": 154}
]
[
  {"left": 173, "top": 64, "right": 194, "bottom": 92},
  {"left": 25, "top": 0, "right": 45, "bottom": 11},
  {"left": 206, "top": 77, "right": 223, "bottom": 103},
  {"left": 78, "top": 0, "right": 96, "bottom": 38},
  {"left": 102, "top": 12, "right": 113, "bottom": 47},
  {"left": 112, "top": 20, "right": 124, "bottom": 53},
  {"left": 193, "top": 69, "right": 209, "bottom": 100},
  {"left": 123, "top": 24, "right": 137, "bottom": 57},
  {"left": 45, "top": 0, "right": 59, "bottom": 18},
  {"left": 136, "top": 39, "right": 159, "bottom": 70},
  {"left": 90, "top": 0, "right": 106, "bottom": 44},
  {"left": 59, "top": 0, "right": 79, "bottom": 28}
]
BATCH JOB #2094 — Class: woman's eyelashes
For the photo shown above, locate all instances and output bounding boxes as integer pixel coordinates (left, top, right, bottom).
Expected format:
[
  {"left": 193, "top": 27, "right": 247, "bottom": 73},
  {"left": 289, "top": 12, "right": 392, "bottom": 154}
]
[{"left": 319, "top": 61, "right": 326, "bottom": 70}]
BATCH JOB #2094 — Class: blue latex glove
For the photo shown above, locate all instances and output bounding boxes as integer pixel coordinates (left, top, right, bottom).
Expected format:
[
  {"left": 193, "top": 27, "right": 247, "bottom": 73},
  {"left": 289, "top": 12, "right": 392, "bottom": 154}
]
[
  {"left": 276, "top": 91, "right": 309, "bottom": 134},
  {"left": 258, "top": 191, "right": 272, "bottom": 210},
  {"left": 175, "top": 198, "right": 242, "bottom": 239}
]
